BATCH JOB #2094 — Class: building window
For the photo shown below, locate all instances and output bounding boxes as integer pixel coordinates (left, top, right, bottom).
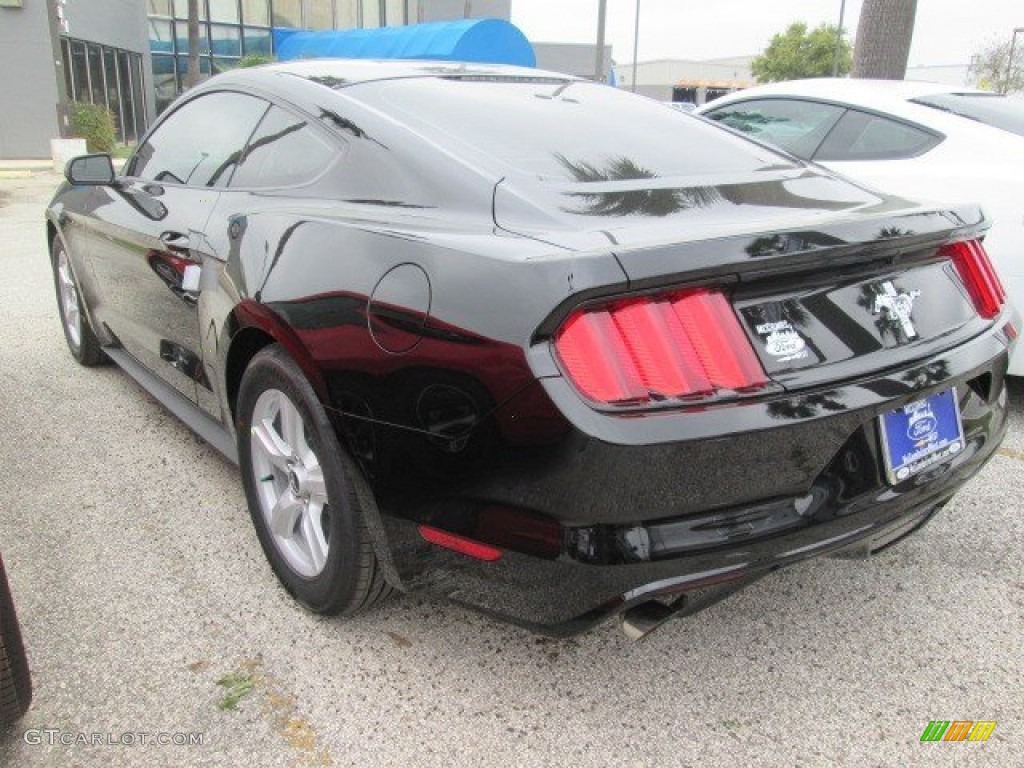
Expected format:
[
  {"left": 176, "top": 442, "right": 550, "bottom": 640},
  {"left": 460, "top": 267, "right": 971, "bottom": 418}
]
[
  {"left": 242, "top": 27, "right": 272, "bottom": 55},
  {"left": 173, "top": 0, "right": 207, "bottom": 20},
  {"left": 62, "top": 37, "right": 148, "bottom": 144},
  {"left": 131, "top": 56, "right": 148, "bottom": 139},
  {"left": 146, "top": 0, "right": 418, "bottom": 115},
  {"left": 360, "top": 0, "right": 380, "bottom": 28},
  {"left": 152, "top": 55, "right": 178, "bottom": 115},
  {"left": 174, "top": 22, "right": 211, "bottom": 57},
  {"left": 149, "top": 19, "right": 175, "bottom": 53},
  {"left": 335, "top": 0, "right": 358, "bottom": 27},
  {"left": 69, "top": 41, "right": 89, "bottom": 103},
  {"left": 210, "top": 24, "right": 242, "bottom": 56},
  {"left": 272, "top": 0, "right": 301, "bottom": 27},
  {"left": 241, "top": 0, "right": 269, "bottom": 25},
  {"left": 209, "top": 0, "right": 240, "bottom": 23},
  {"left": 384, "top": 0, "right": 405, "bottom": 25},
  {"left": 103, "top": 48, "right": 123, "bottom": 139},
  {"left": 117, "top": 51, "right": 138, "bottom": 142},
  {"left": 306, "top": 0, "right": 333, "bottom": 30},
  {"left": 86, "top": 44, "right": 105, "bottom": 105},
  {"left": 60, "top": 38, "right": 74, "bottom": 102}
]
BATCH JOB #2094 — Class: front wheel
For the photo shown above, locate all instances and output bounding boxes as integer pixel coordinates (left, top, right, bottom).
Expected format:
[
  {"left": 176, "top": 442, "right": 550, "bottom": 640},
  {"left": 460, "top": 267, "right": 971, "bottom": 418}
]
[
  {"left": 237, "top": 344, "right": 391, "bottom": 615},
  {"left": 51, "top": 239, "right": 105, "bottom": 366}
]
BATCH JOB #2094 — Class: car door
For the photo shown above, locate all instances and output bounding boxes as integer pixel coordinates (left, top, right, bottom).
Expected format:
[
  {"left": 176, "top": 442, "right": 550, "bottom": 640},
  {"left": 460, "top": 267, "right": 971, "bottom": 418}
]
[
  {"left": 195, "top": 103, "right": 343, "bottom": 420},
  {"left": 85, "top": 90, "right": 269, "bottom": 403}
]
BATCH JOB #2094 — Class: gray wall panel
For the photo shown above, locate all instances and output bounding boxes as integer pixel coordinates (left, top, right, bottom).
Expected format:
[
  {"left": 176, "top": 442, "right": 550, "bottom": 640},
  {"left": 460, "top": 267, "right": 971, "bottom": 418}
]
[
  {"left": 63, "top": 0, "right": 150, "bottom": 53},
  {"left": 0, "top": 3, "right": 60, "bottom": 157}
]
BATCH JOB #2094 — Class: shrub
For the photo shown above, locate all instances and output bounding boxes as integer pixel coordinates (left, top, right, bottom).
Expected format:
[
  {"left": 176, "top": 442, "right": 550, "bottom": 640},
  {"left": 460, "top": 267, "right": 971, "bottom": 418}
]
[
  {"left": 69, "top": 102, "right": 117, "bottom": 153},
  {"left": 238, "top": 54, "right": 274, "bottom": 68}
]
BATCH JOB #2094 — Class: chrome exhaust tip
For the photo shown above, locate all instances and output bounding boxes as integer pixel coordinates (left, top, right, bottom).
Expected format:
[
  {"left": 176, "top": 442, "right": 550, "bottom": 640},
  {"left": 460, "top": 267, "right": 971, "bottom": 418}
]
[{"left": 620, "top": 599, "right": 683, "bottom": 641}]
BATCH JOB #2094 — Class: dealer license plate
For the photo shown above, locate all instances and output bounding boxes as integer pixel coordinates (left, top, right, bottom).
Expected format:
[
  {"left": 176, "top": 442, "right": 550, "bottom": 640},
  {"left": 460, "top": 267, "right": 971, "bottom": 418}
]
[{"left": 879, "top": 388, "right": 964, "bottom": 484}]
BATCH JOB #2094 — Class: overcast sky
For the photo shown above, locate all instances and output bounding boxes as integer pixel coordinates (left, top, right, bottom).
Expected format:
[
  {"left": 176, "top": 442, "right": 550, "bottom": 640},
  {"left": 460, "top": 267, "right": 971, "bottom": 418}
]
[{"left": 510, "top": 1, "right": 1022, "bottom": 68}]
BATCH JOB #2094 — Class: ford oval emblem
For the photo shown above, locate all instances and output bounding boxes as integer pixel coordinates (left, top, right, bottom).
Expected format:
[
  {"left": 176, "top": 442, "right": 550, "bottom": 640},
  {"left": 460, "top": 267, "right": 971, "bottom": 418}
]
[{"left": 907, "top": 416, "right": 937, "bottom": 441}]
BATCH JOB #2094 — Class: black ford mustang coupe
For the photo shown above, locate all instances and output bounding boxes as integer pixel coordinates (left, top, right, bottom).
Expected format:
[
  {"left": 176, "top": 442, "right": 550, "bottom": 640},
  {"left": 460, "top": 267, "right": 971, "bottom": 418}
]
[{"left": 46, "top": 60, "right": 1018, "bottom": 638}]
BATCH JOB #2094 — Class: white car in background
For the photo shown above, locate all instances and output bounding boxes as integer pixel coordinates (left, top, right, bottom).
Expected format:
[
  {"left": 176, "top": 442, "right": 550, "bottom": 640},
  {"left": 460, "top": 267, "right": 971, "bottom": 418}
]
[{"left": 698, "top": 79, "right": 1024, "bottom": 375}]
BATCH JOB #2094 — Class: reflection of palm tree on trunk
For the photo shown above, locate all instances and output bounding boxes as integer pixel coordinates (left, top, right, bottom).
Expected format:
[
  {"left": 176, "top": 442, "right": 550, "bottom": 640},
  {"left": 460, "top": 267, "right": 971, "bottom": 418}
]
[
  {"left": 767, "top": 391, "right": 846, "bottom": 420},
  {"left": 555, "top": 155, "right": 722, "bottom": 217}
]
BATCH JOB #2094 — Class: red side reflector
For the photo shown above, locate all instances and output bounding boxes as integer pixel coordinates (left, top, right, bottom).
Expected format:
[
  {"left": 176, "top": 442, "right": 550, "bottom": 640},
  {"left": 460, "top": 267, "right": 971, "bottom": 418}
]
[
  {"left": 553, "top": 288, "right": 768, "bottom": 405},
  {"left": 942, "top": 239, "right": 1006, "bottom": 319},
  {"left": 418, "top": 525, "right": 502, "bottom": 561}
]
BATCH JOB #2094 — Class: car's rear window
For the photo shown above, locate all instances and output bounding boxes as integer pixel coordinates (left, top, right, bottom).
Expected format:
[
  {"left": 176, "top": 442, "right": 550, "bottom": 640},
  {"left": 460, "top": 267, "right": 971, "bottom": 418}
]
[
  {"left": 910, "top": 93, "right": 1024, "bottom": 138},
  {"left": 352, "top": 77, "right": 794, "bottom": 182}
]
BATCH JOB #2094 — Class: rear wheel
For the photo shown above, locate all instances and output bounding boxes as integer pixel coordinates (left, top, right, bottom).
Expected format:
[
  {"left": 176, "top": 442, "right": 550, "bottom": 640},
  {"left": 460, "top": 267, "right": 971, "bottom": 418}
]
[
  {"left": 51, "top": 239, "right": 105, "bottom": 366},
  {"left": 0, "top": 556, "right": 32, "bottom": 726},
  {"left": 237, "top": 345, "right": 391, "bottom": 615}
]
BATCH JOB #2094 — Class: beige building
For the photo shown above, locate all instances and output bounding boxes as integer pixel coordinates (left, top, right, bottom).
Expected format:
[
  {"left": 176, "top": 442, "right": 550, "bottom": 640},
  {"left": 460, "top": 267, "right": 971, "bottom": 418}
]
[{"left": 612, "top": 56, "right": 756, "bottom": 105}]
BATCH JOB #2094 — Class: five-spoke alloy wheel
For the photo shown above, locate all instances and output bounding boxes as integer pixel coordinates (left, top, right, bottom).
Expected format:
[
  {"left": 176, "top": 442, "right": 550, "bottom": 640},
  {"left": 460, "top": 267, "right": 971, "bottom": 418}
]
[
  {"left": 250, "top": 388, "right": 332, "bottom": 578},
  {"left": 237, "top": 344, "right": 391, "bottom": 615},
  {"left": 51, "top": 239, "right": 105, "bottom": 366}
]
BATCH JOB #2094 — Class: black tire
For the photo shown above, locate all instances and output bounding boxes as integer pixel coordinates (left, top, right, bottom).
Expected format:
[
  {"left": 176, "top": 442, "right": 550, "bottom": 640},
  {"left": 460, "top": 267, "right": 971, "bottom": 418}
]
[
  {"left": 237, "top": 344, "right": 392, "bottom": 615},
  {"left": 51, "top": 237, "right": 106, "bottom": 366},
  {"left": 0, "top": 556, "right": 32, "bottom": 727}
]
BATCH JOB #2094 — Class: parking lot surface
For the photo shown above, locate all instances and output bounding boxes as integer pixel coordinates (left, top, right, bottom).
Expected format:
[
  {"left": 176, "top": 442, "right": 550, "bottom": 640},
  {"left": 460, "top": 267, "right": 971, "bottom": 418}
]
[{"left": 0, "top": 172, "right": 1020, "bottom": 767}]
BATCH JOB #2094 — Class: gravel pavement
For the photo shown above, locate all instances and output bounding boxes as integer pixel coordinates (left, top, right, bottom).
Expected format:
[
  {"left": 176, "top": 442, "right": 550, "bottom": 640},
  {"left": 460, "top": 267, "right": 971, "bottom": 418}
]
[{"left": 0, "top": 172, "right": 1020, "bottom": 767}]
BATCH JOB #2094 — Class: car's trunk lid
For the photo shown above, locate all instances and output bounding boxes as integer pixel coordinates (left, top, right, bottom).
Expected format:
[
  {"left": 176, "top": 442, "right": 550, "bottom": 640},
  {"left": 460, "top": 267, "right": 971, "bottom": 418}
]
[{"left": 498, "top": 168, "right": 992, "bottom": 394}]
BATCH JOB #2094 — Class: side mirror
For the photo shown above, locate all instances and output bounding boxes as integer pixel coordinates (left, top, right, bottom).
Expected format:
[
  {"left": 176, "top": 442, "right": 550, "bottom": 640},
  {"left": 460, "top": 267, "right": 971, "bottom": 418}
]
[{"left": 65, "top": 154, "right": 115, "bottom": 186}]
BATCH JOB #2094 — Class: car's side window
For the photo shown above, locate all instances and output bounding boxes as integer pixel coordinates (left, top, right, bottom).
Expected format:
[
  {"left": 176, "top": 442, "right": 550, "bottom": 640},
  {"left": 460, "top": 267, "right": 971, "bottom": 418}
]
[
  {"left": 814, "top": 109, "right": 942, "bottom": 162},
  {"left": 229, "top": 106, "right": 337, "bottom": 189},
  {"left": 705, "top": 99, "right": 845, "bottom": 159},
  {"left": 131, "top": 92, "right": 269, "bottom": 187}
]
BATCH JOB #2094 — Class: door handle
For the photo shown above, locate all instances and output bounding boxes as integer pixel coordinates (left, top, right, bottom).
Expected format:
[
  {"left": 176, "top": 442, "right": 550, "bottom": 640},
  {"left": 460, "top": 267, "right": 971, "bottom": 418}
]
[{"left": 159, "top": 230, "right": 191, "bottom": 252}]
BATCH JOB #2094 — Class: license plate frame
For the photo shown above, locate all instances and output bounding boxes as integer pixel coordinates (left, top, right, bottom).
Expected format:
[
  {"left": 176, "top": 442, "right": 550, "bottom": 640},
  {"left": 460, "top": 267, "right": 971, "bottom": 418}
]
[{"left": 878, "top": 388, "right": 965, "bottom": 484}]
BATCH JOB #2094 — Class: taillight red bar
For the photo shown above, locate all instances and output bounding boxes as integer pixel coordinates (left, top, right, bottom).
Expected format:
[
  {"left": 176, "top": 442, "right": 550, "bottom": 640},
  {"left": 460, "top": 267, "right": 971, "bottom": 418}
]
[
  {"left": 418, "top": 525, "right": 503, "bottom": 561},
  {"left": 553, "top": 288, "right": 768, "bottom": 405},
  {"left": 943, "top": 239, "right": 1006, "bottom": 319}
]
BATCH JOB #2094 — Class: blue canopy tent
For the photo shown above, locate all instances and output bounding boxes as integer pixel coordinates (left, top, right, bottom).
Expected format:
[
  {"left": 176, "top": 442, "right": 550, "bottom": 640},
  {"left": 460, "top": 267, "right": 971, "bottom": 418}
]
[{"left": 273, "top": 19, "right": 536, "bottom": 68}]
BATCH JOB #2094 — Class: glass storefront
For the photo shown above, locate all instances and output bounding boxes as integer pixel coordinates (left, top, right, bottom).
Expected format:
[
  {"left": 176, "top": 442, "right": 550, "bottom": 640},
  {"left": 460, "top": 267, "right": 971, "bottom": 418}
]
[
  {"left": 60, "top": 37, "right": 148, "bottom": 143},
  {"left": 148, "top": 1, "right": 410, "bottom": 113}
]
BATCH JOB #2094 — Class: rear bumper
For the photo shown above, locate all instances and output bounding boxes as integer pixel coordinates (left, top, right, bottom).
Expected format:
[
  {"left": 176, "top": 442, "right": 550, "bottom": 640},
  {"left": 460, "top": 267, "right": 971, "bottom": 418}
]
[{"left": 372, "top": 322, "right": 1014, "bottom": 635}]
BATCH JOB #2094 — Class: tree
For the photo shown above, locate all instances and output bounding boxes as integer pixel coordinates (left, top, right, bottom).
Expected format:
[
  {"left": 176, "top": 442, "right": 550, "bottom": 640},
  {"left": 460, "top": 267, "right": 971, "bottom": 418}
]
[
  {"left": 185, "top": 0, "right": 201, "bottom": 89},
  {"left": 752, "top": 22, "right": 852, "bottom": 83},
  {"left": 852, "top": 0, "right": 917, "bottom": 79},
  {"left": 969, "top": 38, "right": 1024, "bottom": 94}
]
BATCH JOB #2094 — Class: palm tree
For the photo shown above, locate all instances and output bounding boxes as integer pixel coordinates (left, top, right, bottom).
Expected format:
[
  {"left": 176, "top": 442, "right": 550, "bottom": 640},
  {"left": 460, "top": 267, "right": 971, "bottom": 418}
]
[
  {"left": 852, "top": 0, "right": 918, "bottom": 79},
  {"left": 185, "top": 0, "right": 201, "bottom": 89}
]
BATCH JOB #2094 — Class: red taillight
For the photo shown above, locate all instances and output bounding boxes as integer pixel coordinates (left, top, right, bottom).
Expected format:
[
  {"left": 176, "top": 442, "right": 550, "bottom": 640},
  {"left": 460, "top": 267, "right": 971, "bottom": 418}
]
[
  {"left": 553, "top": 288, "right": 768, "bottom": 405},
  {"left": 418, "top": 525, "right": 503, "bottom": 561},
  {"left": 943, "top": 239, "right": 1006, "bottom": 319}
]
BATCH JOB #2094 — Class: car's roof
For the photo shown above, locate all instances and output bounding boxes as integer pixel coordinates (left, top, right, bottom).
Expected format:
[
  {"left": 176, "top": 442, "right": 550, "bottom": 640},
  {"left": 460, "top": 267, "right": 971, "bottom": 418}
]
[
  {"left": 697, "top": 79, "right": 999, "bottom": 125},
  {"left": 212, "top": 58, "right": 577, "bottom": 90},
  {"left": 702, "top": 78, "right": 987, "bottom": 107},
  {"left": 696, "top": 78, "right": 1022, "bottom": 140}
]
